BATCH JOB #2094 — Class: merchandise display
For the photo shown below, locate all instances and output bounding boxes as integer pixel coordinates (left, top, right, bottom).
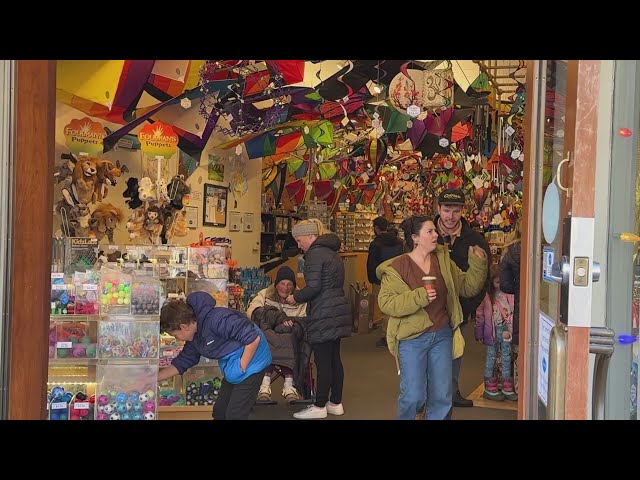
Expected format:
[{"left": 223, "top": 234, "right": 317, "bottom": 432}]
[
  {"left": 95, "top": 363, "right": 158, "bottom": 420},
  {"left": 47, "top": 241, "right": 268, "bottom": 418}
]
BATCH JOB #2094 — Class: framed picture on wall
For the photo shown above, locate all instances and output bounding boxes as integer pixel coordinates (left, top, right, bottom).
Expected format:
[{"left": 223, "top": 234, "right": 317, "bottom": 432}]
[{"left": 203, "top": 184, "right": 228, "bottom": 227}]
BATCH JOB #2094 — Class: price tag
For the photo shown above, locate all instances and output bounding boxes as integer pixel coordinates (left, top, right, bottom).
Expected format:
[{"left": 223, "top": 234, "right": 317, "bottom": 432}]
[
  {"left": 51, "top": 273, "right": 64, "bottom": 279},
  {"left": 406, "top": 105, "right": 421, "bottom": 118},
  {"left": 124, "top": 263, "right": 136, "bottom": 269},
  {"left": 162, "top": 350, "right": 174, "bottom": 357},
  {"left": 51, "top": 402, "right": 67, "bottom": 410},
  {"left": 505, "top": 125, "right": 515, "bottom": 136},
  {"left": 157, "top": 246, "right": 168, "bottom": 250},
  {"left": 52, "top": 284, "right": 68, "bottom": 290},
  {"left": 108, "top": 245, "right": 119, "bottom": 251},
  {"left": 82, "top": 284, "right": 98, "bottom": 291},
  {"left": 472, "top": 176, "right": 484, "bottom": 189},
  {"left": 74, "top": 402, "right": 90, "bottom": 409},
  {"left": 57, "top": 342, "right": 72, "bottom": 348}
]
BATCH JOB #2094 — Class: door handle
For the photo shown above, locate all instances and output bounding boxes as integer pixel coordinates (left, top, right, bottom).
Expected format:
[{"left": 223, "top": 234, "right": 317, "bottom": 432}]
[
  {"left": 550, "top": 255, "right": 571, "bottom": 285},
  {"left": 556, "top": 155, "right": 572, "bottom": 196}
]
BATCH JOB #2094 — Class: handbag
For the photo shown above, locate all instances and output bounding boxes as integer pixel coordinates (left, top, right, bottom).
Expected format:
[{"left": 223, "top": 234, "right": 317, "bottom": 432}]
[{"left": 452, "top": 326, "right": 465, "bottom": 359}]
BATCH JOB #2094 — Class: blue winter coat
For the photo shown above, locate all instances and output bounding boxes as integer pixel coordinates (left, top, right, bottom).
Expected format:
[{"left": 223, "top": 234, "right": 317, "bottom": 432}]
[{"left": 171, "top": 292, "right": 272, "bottom": 384}]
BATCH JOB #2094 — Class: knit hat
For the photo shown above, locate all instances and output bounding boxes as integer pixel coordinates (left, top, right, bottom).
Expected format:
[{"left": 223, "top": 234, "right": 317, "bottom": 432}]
[
  {"left": 291, "top": 222, "right": 319, "bottom": 237},
  {"left": 275, "top": 266, "right": 296, "bottom": 286}
]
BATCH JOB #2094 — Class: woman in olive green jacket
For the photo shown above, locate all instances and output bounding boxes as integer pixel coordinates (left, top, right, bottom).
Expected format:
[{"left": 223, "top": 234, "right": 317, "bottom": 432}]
[{"left": 377, "top": 216, "right": 487, "bottom": 420}]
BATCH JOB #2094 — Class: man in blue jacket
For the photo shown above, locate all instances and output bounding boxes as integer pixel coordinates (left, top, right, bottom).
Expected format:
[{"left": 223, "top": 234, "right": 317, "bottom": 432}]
[{"left": 158, "top": 291, "right": 272, "bottom": 420}]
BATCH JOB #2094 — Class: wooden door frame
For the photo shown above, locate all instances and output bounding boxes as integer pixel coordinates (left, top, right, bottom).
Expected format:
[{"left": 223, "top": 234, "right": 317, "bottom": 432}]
[{"left": 6, "top": 60, "right": 56, "bottom": 419}]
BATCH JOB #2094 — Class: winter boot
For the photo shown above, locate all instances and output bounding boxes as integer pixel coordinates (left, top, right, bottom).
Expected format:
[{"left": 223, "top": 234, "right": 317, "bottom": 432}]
[
  {"left": 483, "top": 377, "right": 505, "bottom": 401},
  {"left": 502, "top": 378, "right": 518, "bottom": 401}
]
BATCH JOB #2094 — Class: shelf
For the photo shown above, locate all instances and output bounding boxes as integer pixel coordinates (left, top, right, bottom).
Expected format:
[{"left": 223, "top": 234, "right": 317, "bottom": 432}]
[
  {"left": 158, "top": 405, "right": 211, "bottom": 413},
  {"left": 49, "top": 358, "right": 98, "bottom": 366}
]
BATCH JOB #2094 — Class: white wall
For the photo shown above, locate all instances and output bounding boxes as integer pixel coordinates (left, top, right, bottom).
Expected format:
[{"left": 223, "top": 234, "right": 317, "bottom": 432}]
[{"left": 53, "top": 103, "right": 262, "bottom": 267}]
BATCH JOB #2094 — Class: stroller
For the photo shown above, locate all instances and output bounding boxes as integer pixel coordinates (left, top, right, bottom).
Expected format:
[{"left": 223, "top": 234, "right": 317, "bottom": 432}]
[{"left": 250, "top": 305, "right": 315, "bottom": 406}]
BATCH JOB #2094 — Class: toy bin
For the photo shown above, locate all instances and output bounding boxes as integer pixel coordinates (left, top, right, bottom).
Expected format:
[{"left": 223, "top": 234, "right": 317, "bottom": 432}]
[
  {"left": 100, "top": 268, "right": 133, "bottom": 315},
  {"left": 160, "top": 334, "right": 184, "bottom": 367},
  {"left": 51, "top": 273, "right": 75, "bottom": 315},
  {"left": 189, "top": 246, "right": 228, "bottom": 279},
  {"left": 183, "top": 363, "right": 223, "bottom": 407},
  {"left": 188, "top": 278, "right": 228, "bottom": 307},
  {"left": 159, "top": 376, "right": 185, "bottom": 407},
  {"left": 47, "top": 383, "right": 96, "bottom": 420},
  {"left": 73, "top": 270, "right": 100, "bottom": 315},
  {"left": 95, "top": 363, "right": 159, "bottom": 420},
  {"left": 130, "top": 277, "right": 162, "bottom": 315},
  {"left": 98, "top": 319, "right": 159, "bottom": 359},
  {"left": 54, "top": 320, "right": 98, "bottom": 359}
]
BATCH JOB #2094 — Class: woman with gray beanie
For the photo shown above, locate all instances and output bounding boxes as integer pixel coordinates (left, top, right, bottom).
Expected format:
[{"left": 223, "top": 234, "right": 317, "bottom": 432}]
[{"left": 286, "top": 219, "right": 352, "bottom": 419}]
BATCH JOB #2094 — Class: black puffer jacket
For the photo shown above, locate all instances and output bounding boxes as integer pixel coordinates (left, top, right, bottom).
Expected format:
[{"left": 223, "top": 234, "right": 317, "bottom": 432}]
[
  {"left": 251, "top": 305, "right": 311, "bottom": 389},
  {"left": 293, "top": 234, "right": 352, "bottom": 344},
  {"left": 435, "top": 216, "right": 491, "bottom": 321},
  {"left": 367, "top": 231, "right": 405, "bottom": 285},
  {"left": 500, "top": 242, "right": 521, "bottom": 345}
]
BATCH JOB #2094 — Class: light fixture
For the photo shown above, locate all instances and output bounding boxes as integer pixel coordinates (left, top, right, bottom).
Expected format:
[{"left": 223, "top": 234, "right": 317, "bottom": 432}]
[{"left": 373, "top": 84, "right": 382, "bottom": 94}]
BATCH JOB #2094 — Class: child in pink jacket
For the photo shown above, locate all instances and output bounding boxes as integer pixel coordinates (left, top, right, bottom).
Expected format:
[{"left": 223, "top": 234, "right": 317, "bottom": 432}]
[{"left": 475, "top": 266, "right": 516, "bottom": 401}]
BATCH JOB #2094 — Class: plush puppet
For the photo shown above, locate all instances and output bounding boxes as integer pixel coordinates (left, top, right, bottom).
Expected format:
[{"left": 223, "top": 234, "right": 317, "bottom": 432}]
[
  {"left": 89, "top": 203, "right": 124, "bottom": 243},
  {"left": 123, "top": 177, "right": 143, "bottom": 209},
  {"left": 138, "top": 177, "right": 156, "bottom": 202},
  {"left": 126, "top": 209, "right": 146, "bottom": 241},
  {"left": 71, "top": 157, "right": 98, "bottom": 205},
  {"left": 167, "top": 174, "right": 191, "bottom": 210},
  {"left": 94, "top": 159, "right": 124, "bottom": 202}
]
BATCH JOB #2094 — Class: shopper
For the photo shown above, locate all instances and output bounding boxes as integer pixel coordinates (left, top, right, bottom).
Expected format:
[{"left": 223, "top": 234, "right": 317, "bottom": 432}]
[
  {"left": 366, "top": 216, "right": 404, "bottom": 348},
  {"left": 475, "top": 266, "right": 517, "bottom": 401},
  {"left": 287, "top": 218, "right": 352, "bottom": 419},
  {"left": 435, "top": 188, "right": 491, "bottom": 408},
  {"left": 500, "top": 238, "right": 521, "bottom": 390},
  {"left": 158, "top": 292, "right": 272, "bottom": 420},
  {"left": 246, "top": 266, "right": 308, "bottom": 403},
  {"left": 377, "top": 215, "right": 487, "bottom": 420}
]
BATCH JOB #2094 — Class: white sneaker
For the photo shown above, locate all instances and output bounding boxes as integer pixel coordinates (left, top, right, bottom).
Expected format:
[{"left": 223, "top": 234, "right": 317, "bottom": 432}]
[
  {"left": 257, "top": 384, "right": 271, "bottom": 401},
  {"left": 326, "top": 401, "right": 344, "bottom": 416},
  {"left": 282, "top": 385, "right": 301, "bottom": 403},
  {"left": 293, "top": 405, "right": 327, "bottom": 419}
]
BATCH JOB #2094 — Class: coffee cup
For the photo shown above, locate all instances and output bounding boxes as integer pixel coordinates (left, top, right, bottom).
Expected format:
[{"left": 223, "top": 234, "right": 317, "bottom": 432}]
[{"left": 422, "top": 276, "right": 436, "bottom": 291}]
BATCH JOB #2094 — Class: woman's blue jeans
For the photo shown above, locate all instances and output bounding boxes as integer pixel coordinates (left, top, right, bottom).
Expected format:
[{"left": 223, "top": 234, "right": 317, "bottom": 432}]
[{"left": 397, "top": 327, "right": 453, "bottom": 420}]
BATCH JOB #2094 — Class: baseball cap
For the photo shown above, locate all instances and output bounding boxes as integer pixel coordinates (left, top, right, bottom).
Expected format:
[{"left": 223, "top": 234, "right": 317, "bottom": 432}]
[{"left": 438, "top": 189, "right": 466, "bottom": 205}]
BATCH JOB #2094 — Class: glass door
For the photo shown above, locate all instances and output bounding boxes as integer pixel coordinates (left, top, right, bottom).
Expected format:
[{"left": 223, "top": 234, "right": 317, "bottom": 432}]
[{"left": 533, "top": 60, "right": 574, "bottom": 419}]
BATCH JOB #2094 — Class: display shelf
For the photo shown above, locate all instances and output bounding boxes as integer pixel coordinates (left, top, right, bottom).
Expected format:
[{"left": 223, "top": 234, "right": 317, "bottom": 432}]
[{"left": 158, "top": 405, "right": 211, "bottom": 413}]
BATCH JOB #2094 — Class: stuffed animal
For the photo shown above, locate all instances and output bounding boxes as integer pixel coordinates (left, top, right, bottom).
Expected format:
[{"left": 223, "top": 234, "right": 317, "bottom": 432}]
[
  {"left": 71, "top": 157, "right": 98, "bottom": 205},
  {"left": 94, "top": 159, "right": 124, "bottom": 202},
  {"left": 138, "top": 177, "right": 156, "bottom": 202},
  {"left": 167, "top": 175, "right": 191, "bottom": 210},
  {"left": 89, "top": 203, "right": 124, "bottom": 243},
  {"left": 143, "top": 205, "right": 164, "bottom": 238},
  {"left": 123, "top": 177, "right": 143, "bottom": 209},
  {"left": 156, "top": 178, "right": 170, "bottom": 203},
  {"left": 126, "top": 209, "right": 146, "bottom": 240},
  {"left": 54, "top": 153, "right": 77, "bottom": 189},
  {"left": 165, "top": 210, "right": 188, "bottom": 241}
]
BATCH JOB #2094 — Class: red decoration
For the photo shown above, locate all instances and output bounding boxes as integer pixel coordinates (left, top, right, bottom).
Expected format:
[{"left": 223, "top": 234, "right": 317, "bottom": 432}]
[{"left": 618, "top": 127, "right": 632, "bottom": 137}]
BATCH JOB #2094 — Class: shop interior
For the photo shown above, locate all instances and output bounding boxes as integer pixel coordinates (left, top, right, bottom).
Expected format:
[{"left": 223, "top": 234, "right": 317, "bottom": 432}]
[{"left": 47, "top": 60, "right": 527, "bottom": 420}]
